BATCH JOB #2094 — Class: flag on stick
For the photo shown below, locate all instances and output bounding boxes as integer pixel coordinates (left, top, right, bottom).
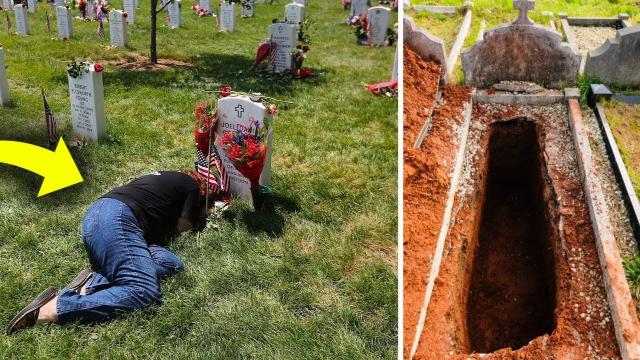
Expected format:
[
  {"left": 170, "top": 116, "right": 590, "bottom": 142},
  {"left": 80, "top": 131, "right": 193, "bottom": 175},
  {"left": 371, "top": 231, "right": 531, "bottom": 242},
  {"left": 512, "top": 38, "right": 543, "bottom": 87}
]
[
  {"left": 97, "top": 8, "right": 105, "bottom": 40},
  {"left": 269, "top": 35, "right": 277, "bottom": 71},
  {"left": 41, "top": 89, "right": 58, "bottom": 150},
  {"left": 45, "top": 11, "right": 51, "bottom": 33},
  {"left": 195, "top": 147, "right": 229, "bottom": 197},
  {"left": 5, "top": 11, "right": 11, "bottom": 34}
]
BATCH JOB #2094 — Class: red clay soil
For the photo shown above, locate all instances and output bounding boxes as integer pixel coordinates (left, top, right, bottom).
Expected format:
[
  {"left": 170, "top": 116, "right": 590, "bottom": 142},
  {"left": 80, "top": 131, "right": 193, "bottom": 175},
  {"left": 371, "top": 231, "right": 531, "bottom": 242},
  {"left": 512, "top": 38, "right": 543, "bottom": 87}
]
[
  {"left": 403, "top": 44, "right": 442, "bottom": 150},
  {"left": 413, "top": 104, "right": 621, "bottom": 359},
  {"left": 403, "top": 45, "right": 471, "bottom": 356}
]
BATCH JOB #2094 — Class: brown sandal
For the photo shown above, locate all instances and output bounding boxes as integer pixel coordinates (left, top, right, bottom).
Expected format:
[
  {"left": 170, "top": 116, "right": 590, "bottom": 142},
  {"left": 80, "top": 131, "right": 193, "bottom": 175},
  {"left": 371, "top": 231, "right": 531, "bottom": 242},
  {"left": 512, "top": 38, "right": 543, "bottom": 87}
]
[{"left": 6, "top": 287, "right": 57, "bottom": 335}]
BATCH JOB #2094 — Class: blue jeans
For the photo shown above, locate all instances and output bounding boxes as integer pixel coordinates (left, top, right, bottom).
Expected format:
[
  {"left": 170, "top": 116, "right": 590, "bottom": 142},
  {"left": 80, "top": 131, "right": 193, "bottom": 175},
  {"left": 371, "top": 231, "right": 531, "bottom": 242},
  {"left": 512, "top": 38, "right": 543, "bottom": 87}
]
[{"left": 56, "top": 198, "right": 184, "bottom": 324}]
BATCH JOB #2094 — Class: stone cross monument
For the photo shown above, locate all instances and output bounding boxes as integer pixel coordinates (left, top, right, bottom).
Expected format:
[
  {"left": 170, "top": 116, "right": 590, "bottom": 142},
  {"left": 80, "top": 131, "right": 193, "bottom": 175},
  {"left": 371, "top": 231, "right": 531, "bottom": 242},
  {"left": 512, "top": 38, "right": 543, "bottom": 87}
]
[{"left": 513, "top": 0, "right": 535, "bottom": 25}]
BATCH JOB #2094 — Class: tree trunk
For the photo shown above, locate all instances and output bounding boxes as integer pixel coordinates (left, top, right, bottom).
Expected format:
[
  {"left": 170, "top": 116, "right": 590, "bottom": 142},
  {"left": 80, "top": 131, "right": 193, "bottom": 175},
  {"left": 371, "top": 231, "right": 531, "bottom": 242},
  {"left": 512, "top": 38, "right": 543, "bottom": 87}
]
[{"left": 150, "top": 0, "right": 158, "bottom": 63}]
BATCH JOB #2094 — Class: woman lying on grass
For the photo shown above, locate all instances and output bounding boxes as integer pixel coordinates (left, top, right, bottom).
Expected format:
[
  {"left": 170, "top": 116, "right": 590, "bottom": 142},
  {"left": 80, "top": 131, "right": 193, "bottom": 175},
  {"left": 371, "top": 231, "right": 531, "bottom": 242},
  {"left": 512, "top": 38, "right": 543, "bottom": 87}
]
[{"left": 6, "top": 170, "right": 218, "bottom": 335}]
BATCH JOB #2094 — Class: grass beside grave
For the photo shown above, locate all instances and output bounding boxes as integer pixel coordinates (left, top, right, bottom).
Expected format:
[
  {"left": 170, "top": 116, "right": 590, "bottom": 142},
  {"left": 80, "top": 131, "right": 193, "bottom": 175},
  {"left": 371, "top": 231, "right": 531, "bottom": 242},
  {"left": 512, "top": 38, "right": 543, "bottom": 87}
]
[
  {"left": 0, "top": 2, "right": 398, "bottom": 359},
  {"left": 604, "top": 101, "right": 640, "bottom": 199}
]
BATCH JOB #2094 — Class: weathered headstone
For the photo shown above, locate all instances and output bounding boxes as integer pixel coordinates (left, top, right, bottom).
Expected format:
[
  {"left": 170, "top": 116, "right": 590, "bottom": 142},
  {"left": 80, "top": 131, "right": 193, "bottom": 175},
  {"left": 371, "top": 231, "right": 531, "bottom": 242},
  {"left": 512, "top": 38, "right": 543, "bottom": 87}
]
[
  {"left": 284, "top": 2, "right": 304, "bottom": 24},
  {"left": 367, "top": 6, "right": 390, "bottom": 45},
  {"left": 294, "top": 0, "right": 307, "bottom": 6},
  {"left": 268, "top": 22, "right": 297, "bottom": 73},
  {"left": 351, "top": 0, "right": 368, "bottom": 18},
  {"left": 513, "top": 0, "right": 535, "bottom": 25},
  {"left": 123, "top": 0, "right": 136, "bottom": 24},
  {"left": 14, "top": 4, "right": 29, "bottom": 35},
  {"left": 404, "top": 16, "right": 448, "bottom": 76},
  {"left": 68, "top": 64, "right": 106, "bottom": 141},
  {"left": 56, "top": 6, "right": 73, "bottom": 39},
  {"left": 241, "top": 0, "right": 254, "bottom": 18},
  {"left": 54, "top": 0, "right": 64, "bottom": 7},
  {"left": 585, "top": 26, "right": 640, "bottom": 87},
  {"left": 199, "top": 0, "right": 210, "bottom": 13},
  {"left": 219, "top": 2, "right": 235, "bottom": 32},
  {"left": 2, "top": 0, "right": 12, "bottom": 12},
  {"left": 0, "top": 48, "right": 10, "bottom": 106},
  {"left": 109, "top": 10, "right": 127, "bottom": 47},
  {"left": 167, "top": 0, "right": 181, "bottom": 28},
  {"left": 26, "top": 0, "right": 36, "bottom": 13},
  {"left": 215, "top": 95, "right": 274, "bottom": 202}
]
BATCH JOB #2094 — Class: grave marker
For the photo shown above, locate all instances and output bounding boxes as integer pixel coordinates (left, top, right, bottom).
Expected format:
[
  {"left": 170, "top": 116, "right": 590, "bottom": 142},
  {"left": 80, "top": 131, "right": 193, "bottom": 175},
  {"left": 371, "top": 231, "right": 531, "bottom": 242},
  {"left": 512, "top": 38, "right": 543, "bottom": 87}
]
[
  {"left": 14, "top": 4, "right": 29, "bottom": 35},
  {"left": 367, "top": 6, "right": 390, "bottom": 45},
  {"left": 351, "top": 0, "right": 368, "bottom": 18},
  {"left": 108, "top": 10, "right": 127, "bottom": 47},
  {"left": 219, "top": 2, "right": 235, "bottom": 32},
  {"left": 241, "top": 0, "right": 254, "bottom": 18},
  {"left": 123, "top": 0, "right": 136, "bottom": 24},
  {"left": 167, "top": 0, "right": 181, "bottom": 28},
  {"left": 294, "top": 0, "right": 307, "bottom": 6},
  {"left": 56, "top": 6, "right": 72, "bottom": 39},
  {"left": 54, "top": 0, "right": 64, "bottom": 7},
  {"left": 215, "top": 95, "right": 274, "bottom": 201},
  {"left": 199, "top": 0, "right": 210, "bottom": 13},
  {"left": 86, "top": 0, "right": 96, "bottom": 19},
  {"left": 513, "top": 0, "right": 535, "bottom": 26},
  {"left": 26, "top": 0, "right": 36, "bottom": 13},
  {"left": 0, "top": 48, "right": 10, "bottom": 106},
  {"left": 268, "top": 22, "right": 297, "bottom": 73},
  {"left": 284, "top": 2, "right": 304, "bottom": 24},
  {"left": 68, "top": 64, "right": 106, "bottom": 141},
  {"left": 3, "top": 0, "right": 12, "bottom": 12}
]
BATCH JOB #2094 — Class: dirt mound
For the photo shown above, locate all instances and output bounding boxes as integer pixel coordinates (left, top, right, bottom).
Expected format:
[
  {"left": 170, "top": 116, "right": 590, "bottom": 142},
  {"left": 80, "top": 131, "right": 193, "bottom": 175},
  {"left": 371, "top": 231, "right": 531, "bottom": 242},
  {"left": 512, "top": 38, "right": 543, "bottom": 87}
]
[{"left": 103, "top": 54, "right": 192, "bottom": 71}]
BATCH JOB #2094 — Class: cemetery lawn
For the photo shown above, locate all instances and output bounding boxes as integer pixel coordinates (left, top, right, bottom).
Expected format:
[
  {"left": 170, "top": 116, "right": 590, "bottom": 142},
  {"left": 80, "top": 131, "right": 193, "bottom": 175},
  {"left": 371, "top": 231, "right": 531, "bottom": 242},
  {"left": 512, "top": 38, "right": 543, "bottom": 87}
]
[
  {"left": 0, "top": 2, "right": 398, "bottom": 359},
  {"left": 604, "top": 102, "right": 640, "bottom": 199}
]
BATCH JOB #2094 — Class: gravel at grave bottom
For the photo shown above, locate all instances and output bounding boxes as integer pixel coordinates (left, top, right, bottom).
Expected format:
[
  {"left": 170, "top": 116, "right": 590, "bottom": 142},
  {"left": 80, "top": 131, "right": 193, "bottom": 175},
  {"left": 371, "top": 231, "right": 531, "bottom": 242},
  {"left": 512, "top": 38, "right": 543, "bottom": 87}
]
[
  {"left": 403, "top": 70, "right": 471, "bottom": 355},
  {"left": 414, "top": 104, "right": 620, "bottom": 360},
  {"left": 403, "top": 44, "right": 442, "bottom": 150},
  {"left": 572, "top": 26, "right": 618, "bottom": 57}
]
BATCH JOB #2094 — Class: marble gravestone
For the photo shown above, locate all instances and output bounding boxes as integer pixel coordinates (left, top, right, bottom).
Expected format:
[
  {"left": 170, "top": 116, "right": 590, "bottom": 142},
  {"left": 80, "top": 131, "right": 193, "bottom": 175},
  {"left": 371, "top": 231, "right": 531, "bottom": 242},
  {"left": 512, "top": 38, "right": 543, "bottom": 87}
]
[
  {"left": 241, "top": 0, "right": 254, "bottom": 18},
  {"left": 56, "top": 6, "right": 73, "bottom": 39},
  {"left": 294, "top": 0, "right": 307, "bottom": 6},
  {"left": 54, "top": 0, "right": 64, "bottom": 7},
  {"left": 167, "top": 0, "right": 181, "bottom": 28},
  {"left": 367, "top": 6, "right": 390, "bottom": 45},
  {"left": 268, "top": 22, "right": 297, "bottom": 73},
  {"left": 2, "top": 0, "right": 12, "bottom": 12},
  {"left": 123, "top": 0, "right": 136, "bottom": 24},
  {"left": 68, "top": 64, "right": 106, "bottom": 141},
  {"left": 0, "top": 48, "right": 10, "bottom": 106},
  {"left": 215, "top": 95, "right": 274, "bottom": 203},
  {"left": 284, "top": 2, "right": 304, "bottom": 24},
  {"left": 219, "top": 2, "right": 235, "bottom": 32},
  {"left": 199, "top": 0, "right": 210, "bottom": 13},
  {"left": 109, "top": 10, "right": 127, "bottom": 47},
  {"left": 26, "top": 0, "right": 36, "bottom": 13},
  {"left": 14, "top": 5, "right": 29, "bottom": 35},
  {"left": 86, "top": 0, "right": 96, "bottom": 20},
  {"left": 351, "top": 0, "right": 368, "bottom": 18}
]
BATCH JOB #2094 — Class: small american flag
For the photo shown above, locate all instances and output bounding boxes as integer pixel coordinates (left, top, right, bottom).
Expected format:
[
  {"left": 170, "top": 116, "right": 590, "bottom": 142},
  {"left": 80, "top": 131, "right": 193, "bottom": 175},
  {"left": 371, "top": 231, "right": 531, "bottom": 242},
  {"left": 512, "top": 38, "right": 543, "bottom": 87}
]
[
  {"left": 269, "top": 35, "right": 277, "bottom": 69},
  {"left": 196, "top": 146, "right": 230, "bottom": 197},
  {"left": 97, "top": 9, "right": 105, "bottom": 40},
  {"left": 45, "top": 11, "right": 51, "bottom": 33},
  {"left": 41, "top": 89, "right": 58, "bottom": 150},
  {"left": 5, "top": 11, "right": 11, "bottom": 33}
]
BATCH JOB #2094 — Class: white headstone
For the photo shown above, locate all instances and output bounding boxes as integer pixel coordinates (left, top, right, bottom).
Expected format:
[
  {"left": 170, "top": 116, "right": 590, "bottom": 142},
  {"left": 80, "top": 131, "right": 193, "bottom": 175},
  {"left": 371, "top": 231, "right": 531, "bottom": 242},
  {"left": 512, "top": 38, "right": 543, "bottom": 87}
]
[
  {"left": 367, "top": 6, "right": 390, "bottom": 45},
  {"left": 215, "top": 95, "right": 273, "bottom": 201},
  {"left": 26, "top": 0, "right": 36, "bottom": 13},
  {"left": 108, "top": 10, "right": 127, "bottom": 47},
  {"left": 268, "top": 23, "right": 296, "bottom": 73},
  {"left": 219, "top": 3, "right": 235, "bottom": 32},
  {"left": 241, "top": 0, "right": 254, "bottom": 17},
  {"left": 167, "top": 0, "right": 181, "bottom": 28},
  {"left": 199, "top": 0, "right": 210, "bottom": 12},
  {"left": 0, "top": 48, "right": 10, "bottom": 106},
  {"left": 2, "top": 0, "right": 12, "bottom": 12},
  {"left": 284, "top": 2, "right": 304, "bottom": 24},
  {"left": 54, "top": 0, "right": 64, "bottom": 7},
  {"left": 14, "top": 5, "right": 29, "bottom": 35},
  {"left": 351, "top": 0, "right": 368, "bottom": 17},
  {"left": 85, "top": 0, "right": 96, "bottom": 19},
  {"left": 294, "top": 0, "right": 307, "bottom": 5},
  {"left": 123, "top": 0, "right": 136, "bottom": 24},
  {"left": 56, "top": 6, "right": 72, "bottom": 39},
  {"left": 68, "top": 64, "right": 106, "bottom": 141}
]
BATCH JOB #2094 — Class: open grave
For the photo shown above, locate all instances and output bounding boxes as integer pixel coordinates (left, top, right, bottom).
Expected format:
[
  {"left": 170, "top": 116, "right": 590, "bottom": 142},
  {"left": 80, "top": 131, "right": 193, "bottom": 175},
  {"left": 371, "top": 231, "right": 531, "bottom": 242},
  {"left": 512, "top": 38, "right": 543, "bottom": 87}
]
[{"left": 404, "top": 1, "right": 640, "bottom": 359}]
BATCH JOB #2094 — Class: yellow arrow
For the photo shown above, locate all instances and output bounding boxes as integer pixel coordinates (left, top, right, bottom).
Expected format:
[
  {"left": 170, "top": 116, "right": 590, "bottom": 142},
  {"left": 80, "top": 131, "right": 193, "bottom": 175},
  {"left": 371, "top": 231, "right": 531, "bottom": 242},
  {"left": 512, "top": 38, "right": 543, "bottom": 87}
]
[{"left": 0, "top": 138, "right": 84, "bottom": 197}]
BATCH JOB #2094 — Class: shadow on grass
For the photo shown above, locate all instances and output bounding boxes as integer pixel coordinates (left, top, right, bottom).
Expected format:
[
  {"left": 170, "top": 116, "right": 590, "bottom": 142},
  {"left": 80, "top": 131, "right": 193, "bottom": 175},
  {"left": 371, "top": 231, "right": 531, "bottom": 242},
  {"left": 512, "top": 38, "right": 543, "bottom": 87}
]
[{"left": 224, "top": 192, "right": 301, "bottom": 238}]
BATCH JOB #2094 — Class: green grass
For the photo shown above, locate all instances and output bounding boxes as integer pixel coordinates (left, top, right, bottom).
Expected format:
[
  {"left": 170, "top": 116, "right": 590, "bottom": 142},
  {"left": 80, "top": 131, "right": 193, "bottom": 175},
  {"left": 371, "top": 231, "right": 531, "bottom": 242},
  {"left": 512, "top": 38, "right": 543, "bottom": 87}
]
[
  {"left": 624, "top": 256, "right": 640, "bottom": 298},
  {"left": 605, "top": 101, "right": 640, "bottom": 199},
  {"left": 0, "top": 2, "right": 398, "bottom": 359}
]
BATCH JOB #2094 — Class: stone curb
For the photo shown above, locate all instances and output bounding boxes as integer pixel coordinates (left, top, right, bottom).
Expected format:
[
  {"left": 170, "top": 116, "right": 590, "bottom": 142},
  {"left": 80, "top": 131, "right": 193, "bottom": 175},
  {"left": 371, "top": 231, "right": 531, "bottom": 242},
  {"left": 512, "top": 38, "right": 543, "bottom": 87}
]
[{"left": 473, "top": 89, "right": 568, "bottom": 105}]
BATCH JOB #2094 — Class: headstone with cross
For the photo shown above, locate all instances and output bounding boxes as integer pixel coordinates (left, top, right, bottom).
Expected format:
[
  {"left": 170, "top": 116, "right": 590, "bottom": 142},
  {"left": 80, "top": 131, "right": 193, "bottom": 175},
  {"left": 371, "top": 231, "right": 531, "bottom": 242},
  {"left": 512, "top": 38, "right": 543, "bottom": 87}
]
[
  {"left": 513, "top": 0, "right": 535, "bottom": 25},
  {"left": 367, "top": 6, "right": 390, "bottom": 45},
  {"left": 284, "top": 2, "right": 305, "bottom": 25},
  {"left": 215, "top": 95, "right": 274, "bottom": 203},
  {"left": 269, "top": 22, "right": 297, "bottom": 73}
]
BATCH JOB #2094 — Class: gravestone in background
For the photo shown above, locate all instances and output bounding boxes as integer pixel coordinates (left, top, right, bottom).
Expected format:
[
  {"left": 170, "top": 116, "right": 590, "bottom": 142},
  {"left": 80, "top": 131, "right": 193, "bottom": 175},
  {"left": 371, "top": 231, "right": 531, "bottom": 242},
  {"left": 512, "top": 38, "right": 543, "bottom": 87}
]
[
  {"left": 14, "top": 5, "right": 29, "bottom": 35},
  {"left": 86, "top": 0, "right": 96, "bottom": 19},
  {"left": 167, "top": 0, "right": 181, "bottom": 28},
  {"left": 284, "top": 2, "right": 304, "bottom": 24},
  {"left": 585, "top": 26, "right": 640, "bottom": 87},
  {"left": 219, "top": 2, "right": 235, "bottom": 32},
  {"left": 268, "top": 22, "right": 297, "bottom": 73},
  {"left": 367, "top": 6, "right": 390, "bottom": 45},
  {"left": 26, "top": 0, "right": 36, "bottom": 13},
  {"left": 0, "top": 48, "right": 10, "bottom": 106},
  {"left": 54, "top": 0, "right": 64, "bottom": 6},
  {"left": 56, "top": 6, "right": 73, "bottom": 39},
  {"left": 123, "top": 0, "right": 136, "bottom": 24},
  {"left": 199, "top": 0, "right": 210, "bottom": 12},
  {"left": 68, "top": 64, "right": 106, "bottom": 141},
  {"left": 241, "top": 0, "right": 254, "bottom": 17},
  {"left": 109, "top": 10, "right": 127, "bottom": 47},
  {"left": 3, "top": 0, "right": 12, "bottom": 12},
  {"left": 294, "top": 0, "right": 307, "bottom": 6},
  {"left": 215, "top": 95, "right": 274, "bottom": 202},
  {"left": 404, "top": 16, "right": 448, "bottom": 76},
  {"left": 351, "top": 0, "right": 368, "bottom": 17}
]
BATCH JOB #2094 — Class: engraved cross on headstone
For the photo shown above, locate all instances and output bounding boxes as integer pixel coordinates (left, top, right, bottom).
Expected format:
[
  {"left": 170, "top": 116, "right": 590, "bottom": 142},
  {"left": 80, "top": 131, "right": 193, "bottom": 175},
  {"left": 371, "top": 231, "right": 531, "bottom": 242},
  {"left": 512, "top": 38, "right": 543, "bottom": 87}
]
[
  {"left": 235, "top": 104, "right": 245, "bottom": 118},
  {"left": 513, "top": 0, "right": 535, "bottom": 25}
]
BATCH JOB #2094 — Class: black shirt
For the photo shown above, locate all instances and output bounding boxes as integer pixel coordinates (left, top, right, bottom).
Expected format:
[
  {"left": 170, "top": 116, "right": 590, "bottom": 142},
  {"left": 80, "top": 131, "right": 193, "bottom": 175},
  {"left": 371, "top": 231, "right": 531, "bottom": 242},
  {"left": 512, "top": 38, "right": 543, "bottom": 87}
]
[{"left": 102, "top": 171, "right": 201, "bottom": 245}]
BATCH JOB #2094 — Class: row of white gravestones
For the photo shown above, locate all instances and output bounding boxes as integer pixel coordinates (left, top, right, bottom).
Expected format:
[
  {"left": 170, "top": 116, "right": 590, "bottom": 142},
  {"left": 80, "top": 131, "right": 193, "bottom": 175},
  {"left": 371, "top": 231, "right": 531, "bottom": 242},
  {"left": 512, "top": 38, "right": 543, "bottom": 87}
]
[
  {"left": 351, "top": 0, "right": 368, "bottom": 17},
  {"left": 268, "top": 23, "right": 297, "bottom": 73},
  {"left": 0, "top": 48, "right": 10, "bottom": 106},
  {"left": 123, "top": 0, "right": 136, "bottom": 24},
  {"left": 215, "top": 95, "right": 273, "bottom": 202},
  {"left": 199, "top": 0, "right": 210, "bottom": 12},
  {"left": 68, "top": 64, "right": 106, "bottom": 141},
  {"left": 14, "top": 5, "right": 29, "bottom": 35},
  {"left": 167, "top": 0, "right": 181, "bottom": 28},
  {"left": 109, "top": 10, "right": 128, "bottom": 47},
  {"left": 56, "top": 6, "right": 72, "bottom": 39},
  {"left": 219, "top": 2, "right": 235, "bottom": 32},
  {"left": 284, "top": 2, "right": 304, "bottom": 25},
  {"left": 241, "top": 0, "right": 255, "bottom": 18},
  {"left": 367, "top": 6, "right": 390, "bottom": 46},
  {"left": 27, "top": 0, "right": 36, "bottom": 13}
]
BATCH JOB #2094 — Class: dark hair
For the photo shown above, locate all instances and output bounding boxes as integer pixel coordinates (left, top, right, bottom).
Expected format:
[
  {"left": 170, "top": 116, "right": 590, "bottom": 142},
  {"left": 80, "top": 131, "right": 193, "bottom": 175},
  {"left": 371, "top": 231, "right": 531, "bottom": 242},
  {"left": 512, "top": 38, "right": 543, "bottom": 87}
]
[{"left": 182, "top": 170, "right": 213, "bottom": 202}]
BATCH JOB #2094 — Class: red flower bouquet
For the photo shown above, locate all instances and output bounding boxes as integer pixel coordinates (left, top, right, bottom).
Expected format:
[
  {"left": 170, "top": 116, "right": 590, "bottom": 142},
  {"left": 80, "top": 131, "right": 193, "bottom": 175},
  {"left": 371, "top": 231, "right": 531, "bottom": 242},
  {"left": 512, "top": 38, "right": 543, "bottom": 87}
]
[{"left": 194, "top": 100, "right": 218, "bottom": 154}]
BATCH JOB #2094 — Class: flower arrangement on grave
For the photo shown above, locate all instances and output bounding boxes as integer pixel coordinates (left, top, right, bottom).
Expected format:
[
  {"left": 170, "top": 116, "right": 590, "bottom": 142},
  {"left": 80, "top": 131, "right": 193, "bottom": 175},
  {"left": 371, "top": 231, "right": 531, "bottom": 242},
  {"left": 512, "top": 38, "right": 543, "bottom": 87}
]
[
  {"left": 191, "top": 4, "right": 210, "bottom": 17},
  {"left": 194, "top": 99, "right": 218, "bottom": 155},
  {"left": 97, "top": 0, "right": 109, "bottom": 15},
  {"left": 350, "top": 15, "right": 369, "bottom": 45},
  {"left": 67, "top": 60, "right": 94, "bottom": 78},
  {"left": 365, "top": 80, "right": 398, "bottom": 97},
  {"left": 291, "top": 45, "right": 313, "bottom": 79}
]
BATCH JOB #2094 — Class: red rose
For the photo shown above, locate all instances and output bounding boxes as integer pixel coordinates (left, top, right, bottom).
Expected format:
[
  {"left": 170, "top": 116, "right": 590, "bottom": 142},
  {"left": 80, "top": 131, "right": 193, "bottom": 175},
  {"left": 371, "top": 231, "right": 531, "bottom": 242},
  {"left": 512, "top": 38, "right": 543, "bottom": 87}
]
[
  {"left": 299, "top": 68, "right": 314, "bottom": 78},
  {"left": 94, "top": 64, "right": 103, "bottom": 72},
  {"left": 228, "top": 144, "right": 242, "bottom": 159},
  {"left": 220, "top": 85, "right": 231, "bottom": 97},
  {"left": 221, "top": 132, "right": 234, "bottom": 145}
]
